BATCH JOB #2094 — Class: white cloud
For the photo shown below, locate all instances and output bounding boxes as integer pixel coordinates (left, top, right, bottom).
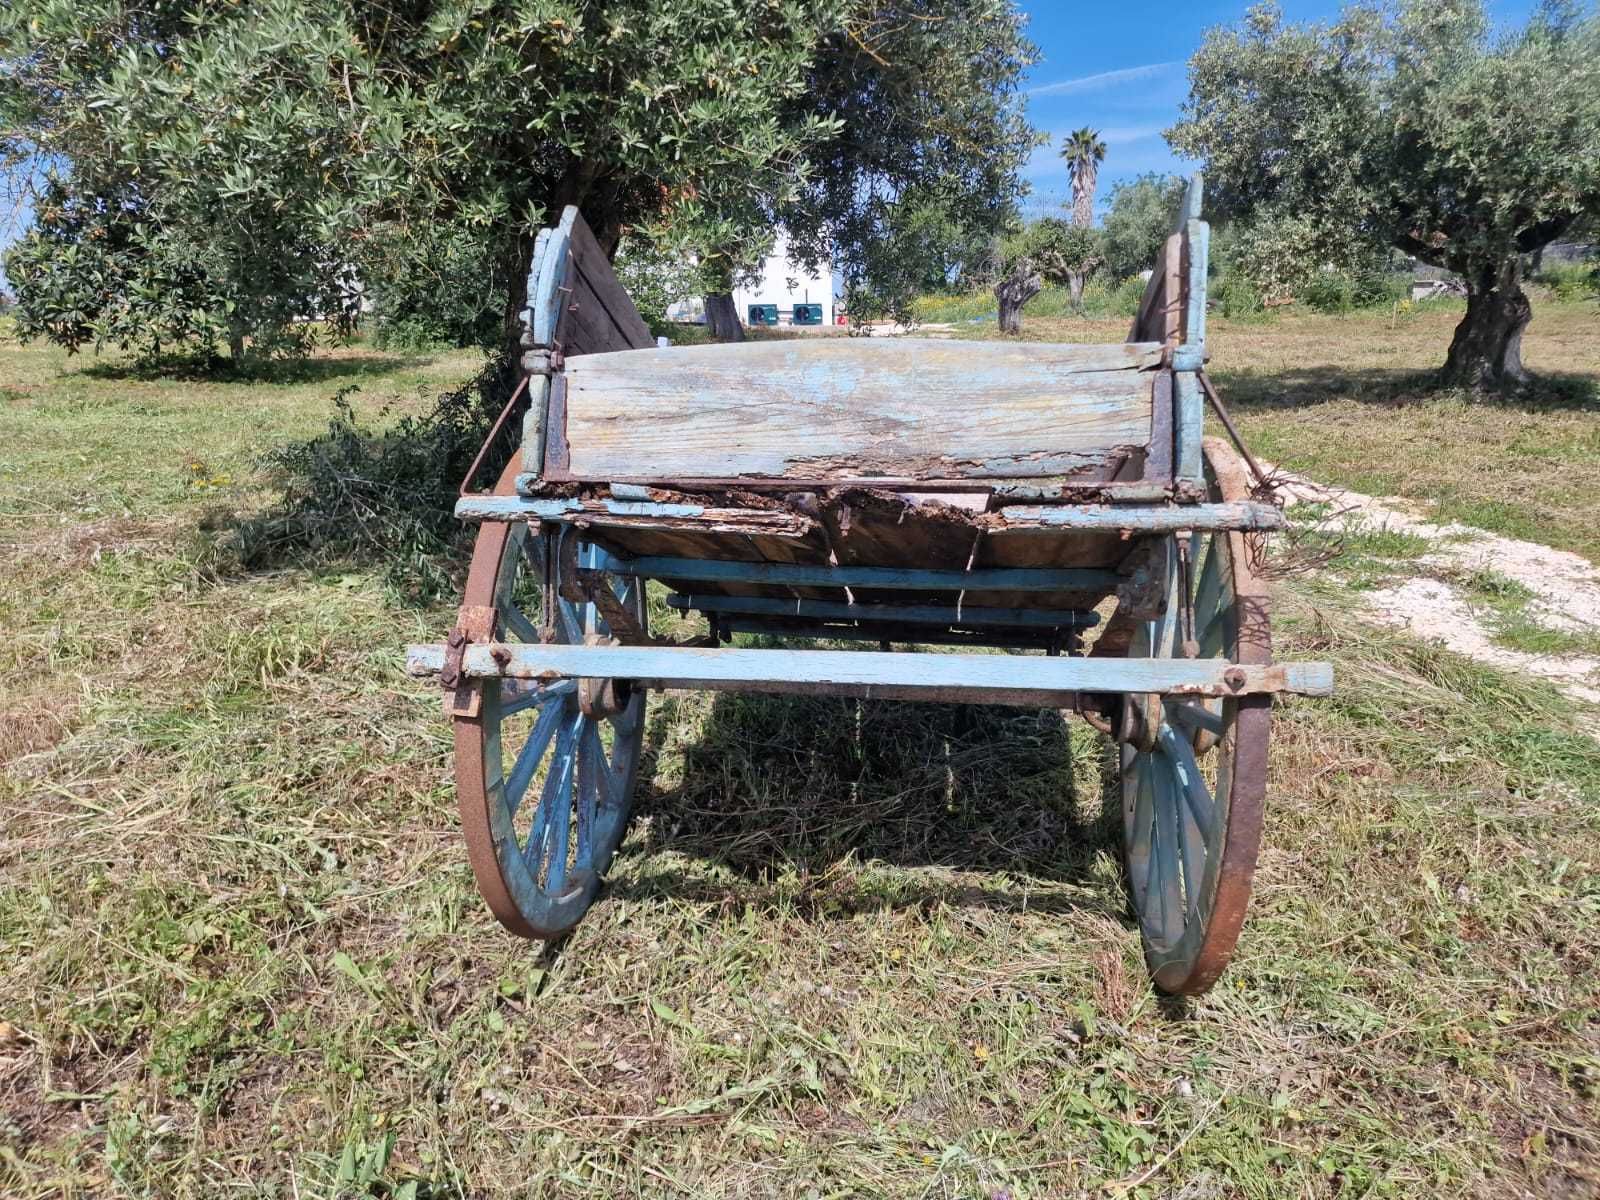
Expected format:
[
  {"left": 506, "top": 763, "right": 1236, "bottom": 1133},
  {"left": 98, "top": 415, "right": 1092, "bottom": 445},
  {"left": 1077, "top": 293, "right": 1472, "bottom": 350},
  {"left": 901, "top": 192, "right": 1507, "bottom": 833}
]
[{"left": 1027, "top": 60, "right": 1182, "bottom": 98}]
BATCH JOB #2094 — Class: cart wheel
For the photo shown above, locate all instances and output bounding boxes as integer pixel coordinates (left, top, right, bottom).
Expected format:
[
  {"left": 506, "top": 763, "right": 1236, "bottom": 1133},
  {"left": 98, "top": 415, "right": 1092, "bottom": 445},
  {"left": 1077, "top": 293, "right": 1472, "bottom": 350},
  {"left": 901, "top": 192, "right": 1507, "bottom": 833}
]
[
  {"left": 454, "top": 462, "right": 647, "bottom": 940},
  {"left": 1121, "top": 438, "right": 1270, "bottom": 995}
]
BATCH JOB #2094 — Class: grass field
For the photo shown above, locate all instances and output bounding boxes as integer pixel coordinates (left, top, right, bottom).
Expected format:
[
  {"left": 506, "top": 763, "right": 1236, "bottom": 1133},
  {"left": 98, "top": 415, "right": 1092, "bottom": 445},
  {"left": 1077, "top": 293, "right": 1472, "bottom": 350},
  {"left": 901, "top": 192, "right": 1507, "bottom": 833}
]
[
  {"left": 994, "top": 297, "right": 1600, "bottom": 565},
  {"left": 2, "top": 306, "right": 1598, "bottom": 1199}
]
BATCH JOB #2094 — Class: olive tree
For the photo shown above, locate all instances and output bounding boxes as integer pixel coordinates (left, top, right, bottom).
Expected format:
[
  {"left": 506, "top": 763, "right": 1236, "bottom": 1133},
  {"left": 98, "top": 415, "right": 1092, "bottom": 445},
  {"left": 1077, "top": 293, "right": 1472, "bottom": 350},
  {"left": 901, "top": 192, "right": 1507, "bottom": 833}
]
[
  {"left": 1101, "top": 174, "right": 1185, "bottom": 281},
  {"left": 3, "top": 0, "right": 1035, "bottom": 362},
  {"left": 776, "top": 1, "right": 1037, "bottom": 333},
  {"left": 1, "top": 1, "right": 845, "bottom": 367},
  {"left": 1169, "top": 0, "right": 1600, "bottom": 391}
]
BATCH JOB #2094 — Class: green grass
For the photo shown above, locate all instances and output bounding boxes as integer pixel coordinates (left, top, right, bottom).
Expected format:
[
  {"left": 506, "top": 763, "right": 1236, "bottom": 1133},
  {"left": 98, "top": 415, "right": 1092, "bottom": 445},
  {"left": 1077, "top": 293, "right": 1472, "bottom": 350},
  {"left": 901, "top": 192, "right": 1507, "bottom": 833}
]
[
  {"left": 2, "top": 323, "right": 1599, "bottom": 1197},
  {"left": 983, "top": 299, "right": 1600, "bottom": 565},
  {"left": 1453, "top": 570, "right": 1600, "bottom": 659}
]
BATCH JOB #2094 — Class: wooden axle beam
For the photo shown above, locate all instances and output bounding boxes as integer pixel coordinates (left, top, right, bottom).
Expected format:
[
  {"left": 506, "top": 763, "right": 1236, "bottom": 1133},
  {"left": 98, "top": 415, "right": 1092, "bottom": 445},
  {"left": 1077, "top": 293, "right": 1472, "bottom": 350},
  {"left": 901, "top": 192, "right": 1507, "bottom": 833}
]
[{"left": 407, "top": 643, "right": 1335, "bottom": 706}]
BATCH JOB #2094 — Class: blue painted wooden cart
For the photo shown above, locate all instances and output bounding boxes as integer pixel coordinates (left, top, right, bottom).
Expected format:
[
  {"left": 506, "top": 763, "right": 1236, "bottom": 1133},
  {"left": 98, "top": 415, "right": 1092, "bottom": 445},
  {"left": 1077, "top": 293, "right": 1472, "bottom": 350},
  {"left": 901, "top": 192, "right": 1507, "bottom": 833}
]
[{"left": 409, "top": 178, "right": 1332, "bottom": 995}]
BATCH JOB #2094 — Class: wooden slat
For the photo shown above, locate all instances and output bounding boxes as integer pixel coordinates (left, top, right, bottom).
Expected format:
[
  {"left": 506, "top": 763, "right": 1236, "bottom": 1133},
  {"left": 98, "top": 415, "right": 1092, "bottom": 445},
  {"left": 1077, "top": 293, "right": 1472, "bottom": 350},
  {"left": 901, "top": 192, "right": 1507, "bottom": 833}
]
[
  {"left": 564, "top": 211, "right": 654, "bottom": 351},
  {"left": 983, "top": 500, "right": 1285, "bottom": 534},
  {"left": 558, "top": 338, "right": 1161, "bottom": 484}
]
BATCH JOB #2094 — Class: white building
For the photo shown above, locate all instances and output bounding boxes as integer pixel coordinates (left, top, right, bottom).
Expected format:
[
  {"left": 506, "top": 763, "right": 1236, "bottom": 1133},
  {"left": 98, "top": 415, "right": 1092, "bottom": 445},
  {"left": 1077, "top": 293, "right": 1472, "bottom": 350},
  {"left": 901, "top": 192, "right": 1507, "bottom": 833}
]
[
  {"left": 662, "top": 232, "right": 844, "bottom": 328},
  {"left": 732, "top": 231, "right": 840, "bottom": 327}
]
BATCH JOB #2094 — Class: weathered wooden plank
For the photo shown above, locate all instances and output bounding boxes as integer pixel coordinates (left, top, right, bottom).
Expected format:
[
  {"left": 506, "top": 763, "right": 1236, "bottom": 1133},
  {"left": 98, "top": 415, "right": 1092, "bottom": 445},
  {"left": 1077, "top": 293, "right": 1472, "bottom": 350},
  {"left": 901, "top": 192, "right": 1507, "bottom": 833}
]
[
  {"left": 406, "top": 642, "right": 1337, "bottom": 701},
  {"left": 454, "top": 494, "right": 816, "bottom": 539},
  {"left": 1181, "top": 219, "right": 1209, "bottom": 349},
  {"left": 564, "top": 209, "right": 655, "bottom": 350},
  {"left": 1175, "top": 372, "right": 1204, "bottom": 485},
  {"left": 520, "top": 373, "right": 552, "bottom": 476},
  {"left": 558, "top": 338, "right": 1161, "bottom": 483},
  {"left": 1175, "top": 174, "right": 1205, "bottom": 232},
  {"left": 530, "top": 210, "right": 575, "bottom": 346},
  {"left": 1130, "top": 233, "right": 1181, "bottom": 344},
  {"left": 984, "top": 500, "right": 1284, "bottom": 534}
]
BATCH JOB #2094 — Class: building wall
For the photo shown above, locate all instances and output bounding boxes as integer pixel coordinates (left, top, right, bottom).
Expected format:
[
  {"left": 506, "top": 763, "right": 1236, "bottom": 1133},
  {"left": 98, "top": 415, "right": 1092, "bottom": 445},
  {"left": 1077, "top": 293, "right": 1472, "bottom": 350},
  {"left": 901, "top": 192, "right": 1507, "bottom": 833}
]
[{"left": 731, "top": 232, "right": 840, "bottom": 326}]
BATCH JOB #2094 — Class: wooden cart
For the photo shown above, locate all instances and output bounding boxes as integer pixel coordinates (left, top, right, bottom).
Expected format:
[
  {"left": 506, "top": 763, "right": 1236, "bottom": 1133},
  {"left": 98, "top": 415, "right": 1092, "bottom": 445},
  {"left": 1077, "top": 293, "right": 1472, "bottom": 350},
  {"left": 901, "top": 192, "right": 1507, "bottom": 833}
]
[{"left": 409, "top": 178, "right": 1332, "bottom": 995}]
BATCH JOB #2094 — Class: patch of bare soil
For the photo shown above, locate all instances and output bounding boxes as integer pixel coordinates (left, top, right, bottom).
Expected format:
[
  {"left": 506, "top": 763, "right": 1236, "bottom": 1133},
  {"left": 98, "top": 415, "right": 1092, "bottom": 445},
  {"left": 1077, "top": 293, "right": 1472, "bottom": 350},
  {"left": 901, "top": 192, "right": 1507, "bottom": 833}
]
[{"left": 1281, "top": 473, "right": 1600, "bottom": 707}]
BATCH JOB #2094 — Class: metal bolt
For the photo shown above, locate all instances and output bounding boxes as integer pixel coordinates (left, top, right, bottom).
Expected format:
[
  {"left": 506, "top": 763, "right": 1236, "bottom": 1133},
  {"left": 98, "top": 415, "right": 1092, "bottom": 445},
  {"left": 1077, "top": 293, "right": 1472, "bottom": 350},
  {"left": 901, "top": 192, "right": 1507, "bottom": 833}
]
[{"left": 1223, "top": 667, "right": 1246, "bottom": 692}]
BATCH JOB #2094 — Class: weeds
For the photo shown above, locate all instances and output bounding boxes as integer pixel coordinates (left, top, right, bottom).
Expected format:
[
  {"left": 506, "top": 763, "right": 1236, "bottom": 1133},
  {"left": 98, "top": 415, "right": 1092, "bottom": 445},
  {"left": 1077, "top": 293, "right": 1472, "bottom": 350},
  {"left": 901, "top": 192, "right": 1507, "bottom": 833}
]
[{"left": 233, "top": 357, "right": 517, "bottom": 602}]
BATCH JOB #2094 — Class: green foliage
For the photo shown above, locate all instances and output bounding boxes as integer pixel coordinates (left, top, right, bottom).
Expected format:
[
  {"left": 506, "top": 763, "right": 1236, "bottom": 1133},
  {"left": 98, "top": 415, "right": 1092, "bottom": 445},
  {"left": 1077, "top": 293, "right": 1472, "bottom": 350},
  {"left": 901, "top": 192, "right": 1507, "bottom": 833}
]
[
  {"left": 1299, "top": 265, "right": 1405, "bottom": 314},
  {"left": 4, "top": 176, "right": 357, "bottom": 368},
  {"left": 778, "top": 2, "right": 1039, "bottom": 325},
  {"left": 366, "top": 227, "right": 501, "bottom": 353},
  {"left": 1002, "top": 218, "right": 1102, "bottom": 292},
  {"left": 613, "top": 237, "right": 703, "bottom": 333},
  {"left": 2, "top": 0, "right": 853, "bottom": 366},
  {"left": 1100, "top": 174, "right": 1184, "bottom": 279},
  {"left": 1534, "top": 261, "right": 1600, "bottom": 304},
  {"left": 1171, "top": 0, "right": 1600, "bottom": 384}
]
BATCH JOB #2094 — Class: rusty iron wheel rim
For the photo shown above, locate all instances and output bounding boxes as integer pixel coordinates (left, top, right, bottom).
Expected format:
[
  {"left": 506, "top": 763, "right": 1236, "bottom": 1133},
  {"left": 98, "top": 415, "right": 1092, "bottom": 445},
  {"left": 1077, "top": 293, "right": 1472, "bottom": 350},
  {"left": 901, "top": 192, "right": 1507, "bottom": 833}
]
[
  {"left": 1120, "top": 438, "right": 1270, "bottom": 996},
  {"left": 453, "top": 460, "right": 646, "bottom": 940}
]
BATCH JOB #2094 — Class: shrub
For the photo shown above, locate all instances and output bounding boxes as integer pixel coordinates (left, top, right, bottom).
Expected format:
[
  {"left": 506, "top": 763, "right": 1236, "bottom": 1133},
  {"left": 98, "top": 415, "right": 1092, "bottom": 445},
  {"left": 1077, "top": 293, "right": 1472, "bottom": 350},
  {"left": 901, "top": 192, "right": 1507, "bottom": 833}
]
[
  {"left": 366, "top": 229, "right": 502, "bottom": 353},
  {"left": 1215, "top": 273, "right": 1266, "bottom": 319},
  {"left": 234, "top": 357, "right": 514, "bottom": 602},
  {"left": 1535, "top": 262, "right": 1599, "bottom": 303},
  {"left": 1301, "top": 264, "right": 1405, "bottom": 313}
]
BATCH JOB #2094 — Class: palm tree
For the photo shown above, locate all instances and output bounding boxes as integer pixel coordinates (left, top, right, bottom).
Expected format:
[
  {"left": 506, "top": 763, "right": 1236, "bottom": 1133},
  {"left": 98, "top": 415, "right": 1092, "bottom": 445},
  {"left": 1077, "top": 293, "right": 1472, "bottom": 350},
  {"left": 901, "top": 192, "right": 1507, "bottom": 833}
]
[{"left": 1060, "top": 127, "right": 1107, "bottom": 228}]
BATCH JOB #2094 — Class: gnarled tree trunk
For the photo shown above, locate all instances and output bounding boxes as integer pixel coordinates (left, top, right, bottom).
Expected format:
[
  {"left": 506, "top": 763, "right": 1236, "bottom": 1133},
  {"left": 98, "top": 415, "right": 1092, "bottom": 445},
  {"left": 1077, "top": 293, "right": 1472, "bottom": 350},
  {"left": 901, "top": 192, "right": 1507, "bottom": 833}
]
[
  {"left": 995, "top": 260, "right": 1041, "bottom": 335},
  {"left": 704, "top": 292, "right": 746, "bottom": 342},
  {"left": 1441, "top": 259, "right": 1533, "bottom": 391}
]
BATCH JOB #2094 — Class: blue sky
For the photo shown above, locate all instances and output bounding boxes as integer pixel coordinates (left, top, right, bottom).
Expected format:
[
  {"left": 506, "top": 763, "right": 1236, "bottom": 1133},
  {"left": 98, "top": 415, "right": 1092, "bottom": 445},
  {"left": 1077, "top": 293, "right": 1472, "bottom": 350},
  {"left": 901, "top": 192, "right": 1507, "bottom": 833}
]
[{"left": 1017, "top": 0, "right": 1538, "bottom": 219}]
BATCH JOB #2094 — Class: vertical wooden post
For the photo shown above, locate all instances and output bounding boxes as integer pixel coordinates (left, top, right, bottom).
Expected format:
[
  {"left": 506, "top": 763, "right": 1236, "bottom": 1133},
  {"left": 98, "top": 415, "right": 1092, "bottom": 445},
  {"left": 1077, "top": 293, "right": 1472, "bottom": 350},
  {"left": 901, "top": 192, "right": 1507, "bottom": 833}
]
[{"left": 1174, "top": 177, "right": 1210, "bottom": 488}]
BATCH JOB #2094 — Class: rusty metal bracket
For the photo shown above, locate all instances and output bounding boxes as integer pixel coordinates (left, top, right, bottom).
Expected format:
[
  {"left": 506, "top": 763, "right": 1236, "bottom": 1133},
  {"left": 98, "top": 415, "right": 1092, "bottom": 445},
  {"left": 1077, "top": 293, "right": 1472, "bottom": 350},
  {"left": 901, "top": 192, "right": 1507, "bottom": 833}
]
[
  {"left": 554, "top": 526, "right": 657, "bottom": 645},
  {"left": 1196, "top": 369, "right": 1275, "bottom": 498},
  {"left": 441, "top": 604, "right": 498, "bottom": 718},
  {"left": 458, "top": 375, "right": 530, "bottom": 498},
  {"left": 577, "top": 569, "right": 656, "bottom": 645}
]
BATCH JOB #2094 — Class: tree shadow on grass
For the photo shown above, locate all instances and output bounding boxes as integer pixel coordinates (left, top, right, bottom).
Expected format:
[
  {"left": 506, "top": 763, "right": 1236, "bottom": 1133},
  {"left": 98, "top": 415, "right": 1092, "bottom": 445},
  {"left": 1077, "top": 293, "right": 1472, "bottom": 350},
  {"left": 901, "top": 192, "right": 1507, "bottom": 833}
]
[
  {"left": 80, "top": 350, "right": 437, "bottom": 386},
  {"left": 1216, "top": 365, "right": 1599, "bottom": 414},
  {"left": 613, "top": 687, "right": 1130, "bottom": 923}
]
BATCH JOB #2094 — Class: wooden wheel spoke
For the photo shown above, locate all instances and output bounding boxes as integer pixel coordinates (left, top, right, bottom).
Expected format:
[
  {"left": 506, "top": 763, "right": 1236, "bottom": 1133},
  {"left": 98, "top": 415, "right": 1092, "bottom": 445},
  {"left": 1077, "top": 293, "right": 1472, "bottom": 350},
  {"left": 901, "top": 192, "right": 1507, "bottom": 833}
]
[
  {"left": 1169, "top": 700, "right": 1224, "bottom": 737},
  {"left": 501, "top": 600, "right": 541, "bottom": 644},
  {"left": 1129, "top": 757, "right": 1155, "bottom": 872},
  {"left": 1151, "top": 756, "right": 1185, "bottom": 943},
  {"left": 592, "top": 726, "right": 622, "bottom": 809},
  {"left": 500, "top": 678, "right": 575, "bottom": 718},
  {"left": 547, "top": 596, "right": 577, "bottom": 643},
  {"left": 525, "top": 712, "right": 581, "bottom": 876},
  {"left": 1196, "top": 605, "right": 1231, "bottom": 659},
  {"left": 1157, "top": 723, "right": 1218, "bottom": 844},
  {"left": 1193, "top": 533, "right": 1225, "bottom": 625},
  {"left": 575, "top": 721, "right": 600, "bottom": 864},
  {"left": 503, "top": 696, "right": 566, "bottom": 816}
]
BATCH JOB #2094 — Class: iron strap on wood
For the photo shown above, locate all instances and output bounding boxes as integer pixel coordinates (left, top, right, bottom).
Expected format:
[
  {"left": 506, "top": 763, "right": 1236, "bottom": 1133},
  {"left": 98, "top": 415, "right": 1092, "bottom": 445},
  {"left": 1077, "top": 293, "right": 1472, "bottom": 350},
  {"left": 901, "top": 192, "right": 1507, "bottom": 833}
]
[{"left": 406, "top": 642, "right": 1335, "bottom": 704}]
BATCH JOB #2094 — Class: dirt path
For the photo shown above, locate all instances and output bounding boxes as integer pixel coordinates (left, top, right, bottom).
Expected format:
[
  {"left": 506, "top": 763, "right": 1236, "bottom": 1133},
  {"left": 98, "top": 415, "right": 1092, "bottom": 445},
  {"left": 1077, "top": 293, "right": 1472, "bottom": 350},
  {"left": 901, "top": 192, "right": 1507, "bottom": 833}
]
[{"left": 1279, "top": 473, "right": 1600, "bottom": 707}]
